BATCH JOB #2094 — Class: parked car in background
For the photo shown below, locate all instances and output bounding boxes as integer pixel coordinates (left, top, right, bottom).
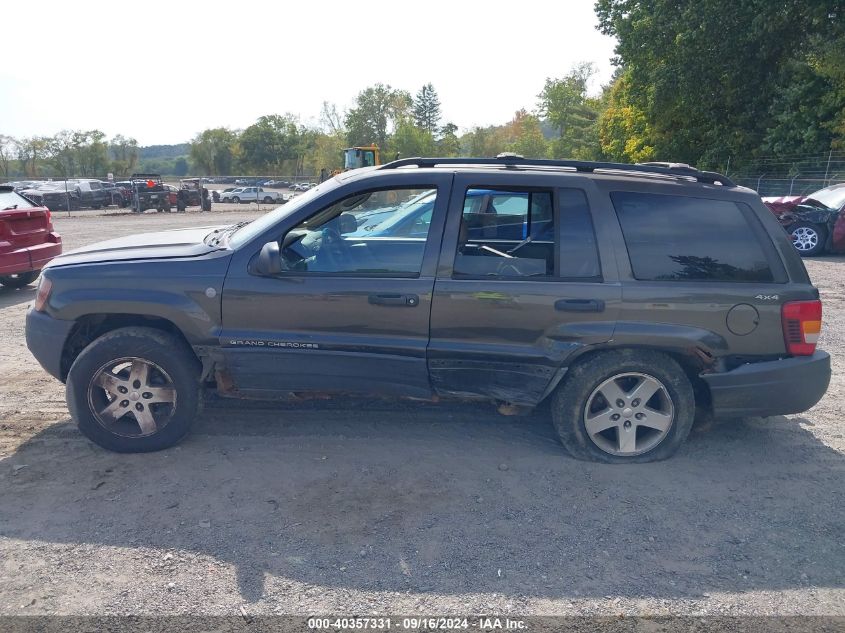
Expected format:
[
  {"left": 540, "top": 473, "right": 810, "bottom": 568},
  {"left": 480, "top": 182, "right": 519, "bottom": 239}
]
[
  {"left": 20, "top": 181, "right": 79, "bottom": 211},
  {"left": 0, "top": 185, "right": 62, "bottom": 288},
  {"left": 220, "top": 187, "right": 286, "bottom": 203},
  {"left": 763, "top": 183, "right": 845, "bottom": 256},
  {"left": 102, "top": 182, "right": 131, "bottom": 207},
  {"left": 129, "top": 174, "right": 171, "bottom": 213},
  {"left": 212, "top": 187, "right": 236, "bottom": 203}
]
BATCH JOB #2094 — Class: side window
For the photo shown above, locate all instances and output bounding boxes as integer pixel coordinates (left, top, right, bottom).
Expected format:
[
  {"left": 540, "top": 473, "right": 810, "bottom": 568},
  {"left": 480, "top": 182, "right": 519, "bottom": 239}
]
[
  {"left": 453, "top": 187, "right": 599, "bottom": 280},
  {"left": 282, "top": 187, "right": 436, "bottom": 276},
  {"left": 611, "top": 191, "right": 775, "bottom": 282},
  {"left": 454, "top": 188, "right": 553, "bottom": 278}
]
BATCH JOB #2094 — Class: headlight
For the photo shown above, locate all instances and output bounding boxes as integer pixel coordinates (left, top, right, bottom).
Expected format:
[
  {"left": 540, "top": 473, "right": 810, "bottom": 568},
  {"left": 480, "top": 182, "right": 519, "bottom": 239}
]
[{"left": 34, "top": 275, "right": 52, "bottom": 312}]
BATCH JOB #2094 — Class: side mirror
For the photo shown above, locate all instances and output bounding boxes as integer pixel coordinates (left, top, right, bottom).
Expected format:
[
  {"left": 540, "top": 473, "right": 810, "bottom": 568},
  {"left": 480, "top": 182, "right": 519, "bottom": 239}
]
[{"left": 253, "top": 241, "right": 285, "bottom": 276}]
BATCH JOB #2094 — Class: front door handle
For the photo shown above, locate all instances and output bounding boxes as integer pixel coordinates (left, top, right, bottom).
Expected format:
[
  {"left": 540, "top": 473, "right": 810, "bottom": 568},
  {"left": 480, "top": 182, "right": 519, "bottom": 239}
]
[
  {"left": 555, "top": 298, "right": 605, "bottom": 313},
  {"left": 368, "top": 293, "right": 419, "bottom": 307}
]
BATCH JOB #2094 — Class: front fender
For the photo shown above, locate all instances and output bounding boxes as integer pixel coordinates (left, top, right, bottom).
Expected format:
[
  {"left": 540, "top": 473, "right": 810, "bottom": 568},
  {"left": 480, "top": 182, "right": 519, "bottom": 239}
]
[{"left": 44, "top": 257, "right": 229, "bottom": 345}]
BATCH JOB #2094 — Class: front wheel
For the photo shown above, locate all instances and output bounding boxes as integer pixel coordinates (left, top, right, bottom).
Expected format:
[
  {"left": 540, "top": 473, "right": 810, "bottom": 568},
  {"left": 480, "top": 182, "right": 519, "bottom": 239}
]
[
  {"left": 0, "top": 270, "right": 40, "bottom": 288},
  {"left": 790, "top": 222, "right": 827, "bottom": 256},
  {"left": 66, "top": 327, "right": 201, "bottom": 452},
  {"left": 551, "top": 350, "right": 695, "bottom": 463},
  {"left": 232, "top": 196, "right": 240, "bottom": 204}
]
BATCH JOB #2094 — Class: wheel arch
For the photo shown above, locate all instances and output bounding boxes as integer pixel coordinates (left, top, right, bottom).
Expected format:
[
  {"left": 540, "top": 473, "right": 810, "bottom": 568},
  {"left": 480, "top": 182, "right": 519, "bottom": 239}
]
[
  {"left": 544, "top": 343, "right": 714, "bottom": 412},
  {"left": 60, "top": 314, "right": 200, "bottom": 381}
]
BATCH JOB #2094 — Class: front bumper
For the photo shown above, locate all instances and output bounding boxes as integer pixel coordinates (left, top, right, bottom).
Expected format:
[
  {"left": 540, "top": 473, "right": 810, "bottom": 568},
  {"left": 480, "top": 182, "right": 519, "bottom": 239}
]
[
  {"left": 702, "top": 351, "right": 831, "bottom": 418},
  {"left": 25, "top": 307, "right": 75, "bottom": 381}
]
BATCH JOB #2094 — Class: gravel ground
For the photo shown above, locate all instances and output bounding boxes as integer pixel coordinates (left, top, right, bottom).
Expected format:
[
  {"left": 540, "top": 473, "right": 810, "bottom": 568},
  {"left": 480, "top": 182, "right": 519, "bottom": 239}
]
[{"left": 0, "top": 208, "right": 843, "bottom": 618}]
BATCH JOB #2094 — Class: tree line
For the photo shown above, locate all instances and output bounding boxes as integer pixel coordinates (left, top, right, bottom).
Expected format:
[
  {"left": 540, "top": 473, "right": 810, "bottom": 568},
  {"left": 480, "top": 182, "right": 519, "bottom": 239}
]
[{"left": 3, "top": 1, "right": 841, "bottom": 179}]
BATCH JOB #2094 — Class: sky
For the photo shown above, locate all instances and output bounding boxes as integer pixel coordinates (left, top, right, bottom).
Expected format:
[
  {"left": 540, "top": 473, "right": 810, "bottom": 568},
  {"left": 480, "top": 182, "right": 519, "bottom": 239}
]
[{"left": 0, "top": 0, "right": 617, "bottom": 146}]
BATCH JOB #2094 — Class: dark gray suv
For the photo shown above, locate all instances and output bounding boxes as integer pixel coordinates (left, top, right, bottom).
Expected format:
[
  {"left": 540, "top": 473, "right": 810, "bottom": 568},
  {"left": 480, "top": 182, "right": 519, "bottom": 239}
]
[{"left": 25, "top": 156, "right": 831, "bottom": 462}]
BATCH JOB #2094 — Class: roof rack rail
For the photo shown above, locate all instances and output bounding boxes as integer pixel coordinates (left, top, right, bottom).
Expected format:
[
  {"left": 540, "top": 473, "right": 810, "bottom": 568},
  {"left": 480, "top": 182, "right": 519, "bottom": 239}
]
[{"left": 377, "top": 155, "right": 736, "bottom": 187}]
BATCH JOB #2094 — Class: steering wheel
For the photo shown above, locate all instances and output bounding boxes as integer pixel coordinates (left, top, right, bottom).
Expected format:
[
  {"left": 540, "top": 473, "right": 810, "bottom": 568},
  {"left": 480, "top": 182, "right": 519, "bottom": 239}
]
[{"left": 314, "top": 227, "right": 352, "bottom": 271}]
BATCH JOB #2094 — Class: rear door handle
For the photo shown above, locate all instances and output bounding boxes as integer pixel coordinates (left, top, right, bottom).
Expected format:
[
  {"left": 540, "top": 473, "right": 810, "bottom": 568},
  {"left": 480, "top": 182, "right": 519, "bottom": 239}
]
[
  {"left": 368, "top": 293, "right": 419, "bottom": 307},
  {"left": 555, "top": 298, "right": 605, "bottom": 313}
]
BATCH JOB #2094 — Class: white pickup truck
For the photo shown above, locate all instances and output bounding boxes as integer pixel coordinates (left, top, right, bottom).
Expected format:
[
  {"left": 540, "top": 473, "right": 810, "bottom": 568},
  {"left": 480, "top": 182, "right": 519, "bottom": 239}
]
[{"left": 220, "top": 187, "right": 286, "bottom": 204}]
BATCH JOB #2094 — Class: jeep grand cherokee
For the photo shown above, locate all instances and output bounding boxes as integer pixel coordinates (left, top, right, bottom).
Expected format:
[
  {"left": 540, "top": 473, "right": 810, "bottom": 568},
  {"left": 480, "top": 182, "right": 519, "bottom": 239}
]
[{"left": 25, "top": 156, "right": 830, "bottom": 462}]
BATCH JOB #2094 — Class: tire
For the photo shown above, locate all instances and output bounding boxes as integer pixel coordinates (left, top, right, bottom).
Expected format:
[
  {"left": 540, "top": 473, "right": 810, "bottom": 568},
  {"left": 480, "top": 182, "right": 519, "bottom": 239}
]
[
  {"left": 263, "top": 196, "right": 274, "bottom": 203},
  {"left": 66, "top": 327, "right": 202, "bottom": 453},
  {"left": 789, "top": 222, "right": 827, "bottom": 256},
  {"left": 0, "top": 270, "right": 40, "bottom": 288},
  {"left": 232, "top": 196, "right": 240, "bottom": 204},
  {"left": 550, "top": 349, "right": 695, "bottom": 463}
]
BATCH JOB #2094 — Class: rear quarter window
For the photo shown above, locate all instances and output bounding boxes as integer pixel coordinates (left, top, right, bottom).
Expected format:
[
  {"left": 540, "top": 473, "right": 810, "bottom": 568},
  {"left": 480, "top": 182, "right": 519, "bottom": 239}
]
[{"left": 611, "top": 191, "right": 776, "bottom": 282}]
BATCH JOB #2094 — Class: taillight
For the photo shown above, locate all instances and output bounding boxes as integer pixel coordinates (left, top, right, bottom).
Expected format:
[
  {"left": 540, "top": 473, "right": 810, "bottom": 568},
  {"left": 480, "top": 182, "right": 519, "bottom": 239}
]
[
  {"left": 45, "top": 209, "right": 52, "bottom": 223},
  {"left": 34, "top": 276, "right": 52, "bottom": 312},
  {"left": 782, "top": 300, "right": 822, "bottom": 356}
]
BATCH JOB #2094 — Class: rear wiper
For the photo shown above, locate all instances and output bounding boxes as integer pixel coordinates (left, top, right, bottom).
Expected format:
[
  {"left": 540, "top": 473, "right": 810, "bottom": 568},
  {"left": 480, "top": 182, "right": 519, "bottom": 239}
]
[
  {"left": 206, "top": 221, "right": 250, "bottom": 246},
  {"left": 3, "top": 205, "right": 17, "bottom": 210}
]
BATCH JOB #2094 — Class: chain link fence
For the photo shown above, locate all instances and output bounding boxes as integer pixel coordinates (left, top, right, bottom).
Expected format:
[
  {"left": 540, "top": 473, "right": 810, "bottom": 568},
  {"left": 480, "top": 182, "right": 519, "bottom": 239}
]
[{"left": 729, "top": 151, "right": 845, "bottom": 197}]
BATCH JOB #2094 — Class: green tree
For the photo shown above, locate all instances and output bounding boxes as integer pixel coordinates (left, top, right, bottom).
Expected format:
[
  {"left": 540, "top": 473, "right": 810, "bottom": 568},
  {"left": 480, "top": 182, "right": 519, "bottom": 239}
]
[
  {"left": 438, "top": 122, "right": 461, "bottom": 156},
  {"left": 0, "top": 135, "right": 15, "bottom": 177},
  {"left": 345, "top": 84, "right": 412, "bottom": 149},
  {"left": 190, "top": 127, "right": 239, "bottom": 175},
  {"left": 413, "top": 83, "right": 442, "bottom": 134},
  {"left": 595, "top": 0, "right": 845, "bottom": 166},
  {"left": 173, "top": 156, "right": 189, "bottom": 177},
  {"left": 17, "top": 137, "right": 49, "bottom": 177},
  {"left": 538, "top": 63, "right": 601, "bottom": 160},
  {"left": 389, "top": 119, "right": 437, "bottom": 159},
  {"left": 108, "top": 134, "right": 139, "bottom": 177},
  {"left": 239, "top": 115, "right": 307, "bottom": 174}
]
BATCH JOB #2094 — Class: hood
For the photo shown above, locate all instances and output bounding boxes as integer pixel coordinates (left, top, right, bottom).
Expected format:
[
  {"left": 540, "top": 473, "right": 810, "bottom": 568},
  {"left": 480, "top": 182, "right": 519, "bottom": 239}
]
[{"left": 47, "top": 225, "right": 226, "bottom": 268}]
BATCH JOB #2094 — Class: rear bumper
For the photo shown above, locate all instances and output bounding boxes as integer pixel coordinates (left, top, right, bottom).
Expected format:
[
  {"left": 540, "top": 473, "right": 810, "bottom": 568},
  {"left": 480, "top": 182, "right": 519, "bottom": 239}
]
[
  {"left": 702, "top": 351, "right": 831, "bottom": 418},
  {"left": 0, "top": 238, "right": 62, "bottom": 275},
  {"left": 25, "top": 307, "right": 75, "bottom": 381}
]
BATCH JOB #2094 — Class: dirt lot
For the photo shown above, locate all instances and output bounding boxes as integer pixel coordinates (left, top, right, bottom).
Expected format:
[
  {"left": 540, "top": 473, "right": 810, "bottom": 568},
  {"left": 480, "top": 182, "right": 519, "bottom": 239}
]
[{"left": 0, "top": 208, "right": 843, "bottom": 618}]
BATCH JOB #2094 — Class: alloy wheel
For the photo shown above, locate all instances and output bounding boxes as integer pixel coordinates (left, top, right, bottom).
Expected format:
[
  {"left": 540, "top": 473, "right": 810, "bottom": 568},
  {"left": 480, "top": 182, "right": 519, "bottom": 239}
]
[
  {"left": 792, "top": 226, "right": 819, "bottom": 252},
  {"left": 583, "top": 372, "right": 674, "bottom": 456},
  {"left": 87, "top": 357, "right": 177, "bottom": 437}
]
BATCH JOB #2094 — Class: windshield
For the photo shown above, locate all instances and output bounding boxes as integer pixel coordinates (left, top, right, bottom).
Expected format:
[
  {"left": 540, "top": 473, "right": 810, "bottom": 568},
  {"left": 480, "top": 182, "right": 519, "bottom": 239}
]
[
  {"left": 227, "top": 181, "right": 336, "bottom": 249},
  {"left": 809, "top": 186, "right": 845, "bottom": 211}
]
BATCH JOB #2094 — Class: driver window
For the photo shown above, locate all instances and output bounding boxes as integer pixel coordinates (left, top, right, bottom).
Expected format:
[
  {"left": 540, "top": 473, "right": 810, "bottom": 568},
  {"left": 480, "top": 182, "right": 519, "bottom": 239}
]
[{"left": 282, "top": 187, "right": 437, "bottom": 275}]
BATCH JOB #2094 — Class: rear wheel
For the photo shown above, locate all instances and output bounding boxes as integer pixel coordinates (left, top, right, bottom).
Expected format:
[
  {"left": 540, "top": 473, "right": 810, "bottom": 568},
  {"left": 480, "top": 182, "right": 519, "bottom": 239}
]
[
  {"left": 790, "top": 222, "right": 827, "bottom": 256},
  {"left": 263, "top": 196, "right": 274, "bottom": 203},
  {"left": 551, "top": 350, "right": 695, "bottom": 463},
  {"left": 0, "top": 271, "right": 40, "bottom": 288},
  {"left": 67, "top": 327, "right": 201, "bottom": 452}
]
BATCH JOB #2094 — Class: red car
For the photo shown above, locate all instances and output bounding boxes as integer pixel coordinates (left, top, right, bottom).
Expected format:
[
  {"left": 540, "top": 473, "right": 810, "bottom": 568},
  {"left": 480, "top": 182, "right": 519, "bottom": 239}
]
[
  {"left": 0, "top": 185, "right": 62, "bottom": 288},
  {"left": 762, "top": 184, "right": 845, "bottom": 256}
]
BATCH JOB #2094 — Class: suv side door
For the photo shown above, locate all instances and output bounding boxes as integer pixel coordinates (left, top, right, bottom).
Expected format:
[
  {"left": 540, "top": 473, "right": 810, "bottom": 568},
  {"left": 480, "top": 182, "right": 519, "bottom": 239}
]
[
  {"left": 428, "top": 172, "right": 621, "bottom": 405},
  {"left": 219, "top": 171, "right": 453, "bottom": 397}
]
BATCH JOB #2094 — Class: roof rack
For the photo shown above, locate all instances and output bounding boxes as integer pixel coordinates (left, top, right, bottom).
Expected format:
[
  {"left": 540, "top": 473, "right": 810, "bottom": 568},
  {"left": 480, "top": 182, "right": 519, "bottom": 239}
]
[{"left": 377, "top": 155, "right": 736, "bottom": 187}]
